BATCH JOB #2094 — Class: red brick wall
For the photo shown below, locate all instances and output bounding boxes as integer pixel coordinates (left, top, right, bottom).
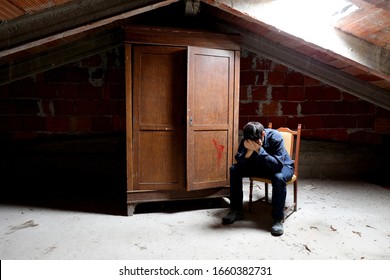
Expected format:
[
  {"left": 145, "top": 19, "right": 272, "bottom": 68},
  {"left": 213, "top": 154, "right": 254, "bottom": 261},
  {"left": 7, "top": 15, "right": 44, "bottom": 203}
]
[
  {"left": 1, "top": 47, "right": 390, "bottom": 145},
  {"left": 240, "top": 49, "right": 390, "bottom": 145},
  {"left": 0, "top": 48, "right": 126, "bottom": 140}
]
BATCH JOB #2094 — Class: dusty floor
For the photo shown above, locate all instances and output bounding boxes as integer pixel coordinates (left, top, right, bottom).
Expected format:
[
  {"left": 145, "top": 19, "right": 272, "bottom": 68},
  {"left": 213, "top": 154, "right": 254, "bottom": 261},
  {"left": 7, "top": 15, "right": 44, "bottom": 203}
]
[{"left": 0, "top": 179, "right": 389, "bottom": 260}]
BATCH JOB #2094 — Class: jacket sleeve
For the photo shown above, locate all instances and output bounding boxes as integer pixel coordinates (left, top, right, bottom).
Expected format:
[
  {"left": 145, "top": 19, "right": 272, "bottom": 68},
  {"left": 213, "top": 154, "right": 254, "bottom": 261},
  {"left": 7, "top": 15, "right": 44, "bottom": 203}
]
[
  {"left": 234, "top": 139, "right": 248, "bottom": 165},
  {"left": 252, "top": 133, "right": 286, "bottom": 173}
]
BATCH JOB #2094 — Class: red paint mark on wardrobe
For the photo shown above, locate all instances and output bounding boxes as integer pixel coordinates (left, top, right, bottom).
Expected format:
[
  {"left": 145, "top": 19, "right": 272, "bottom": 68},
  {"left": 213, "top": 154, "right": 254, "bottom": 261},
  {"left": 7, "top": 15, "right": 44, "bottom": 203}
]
[{"left": 212, "top": 139, "right": 225, "bottom": 166}]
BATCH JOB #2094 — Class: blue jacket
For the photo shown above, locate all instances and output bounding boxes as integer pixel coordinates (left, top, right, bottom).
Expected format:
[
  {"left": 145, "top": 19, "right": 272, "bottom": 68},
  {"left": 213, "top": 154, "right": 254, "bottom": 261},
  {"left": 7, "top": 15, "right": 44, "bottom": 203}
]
[{"left": 235, "top": 128, "right": 294, "bottom": 173}]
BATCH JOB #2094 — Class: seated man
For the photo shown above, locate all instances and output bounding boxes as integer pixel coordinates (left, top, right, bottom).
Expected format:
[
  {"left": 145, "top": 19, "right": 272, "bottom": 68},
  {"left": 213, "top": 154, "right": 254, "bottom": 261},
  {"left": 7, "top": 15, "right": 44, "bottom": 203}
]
[{"left": 222, "top": 121, "right": 294, "bottom": 236}]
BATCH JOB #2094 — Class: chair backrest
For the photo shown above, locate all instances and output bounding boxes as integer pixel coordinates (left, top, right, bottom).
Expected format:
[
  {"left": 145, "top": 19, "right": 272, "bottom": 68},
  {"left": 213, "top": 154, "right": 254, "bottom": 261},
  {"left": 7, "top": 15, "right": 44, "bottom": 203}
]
[
  {"left": 268, "top": 122, "right": 302, "bottom": 177},
  {"left": 279, "top": 130, "right": 294, "bottom": 156}
]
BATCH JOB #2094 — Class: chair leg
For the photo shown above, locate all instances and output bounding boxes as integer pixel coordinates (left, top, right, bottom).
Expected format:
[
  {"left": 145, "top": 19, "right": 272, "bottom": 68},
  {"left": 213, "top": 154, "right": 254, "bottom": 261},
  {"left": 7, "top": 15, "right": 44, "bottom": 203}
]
[
  {"left": 293, "top": 181, "right": 298, "bottom": 211},
  {"left": 265, "top": 183, "right": 269, "bottom": 203},
  {"left": 249, "top": 179, "right": 253, "bottom": 212}
]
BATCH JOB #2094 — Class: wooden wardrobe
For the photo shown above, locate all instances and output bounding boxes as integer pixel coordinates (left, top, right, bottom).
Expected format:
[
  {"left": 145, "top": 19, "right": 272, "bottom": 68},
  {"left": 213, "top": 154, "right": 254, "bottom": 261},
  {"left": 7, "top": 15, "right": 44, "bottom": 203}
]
[{"left": 124, "top": 26, "right": 240, "bottom": 215}]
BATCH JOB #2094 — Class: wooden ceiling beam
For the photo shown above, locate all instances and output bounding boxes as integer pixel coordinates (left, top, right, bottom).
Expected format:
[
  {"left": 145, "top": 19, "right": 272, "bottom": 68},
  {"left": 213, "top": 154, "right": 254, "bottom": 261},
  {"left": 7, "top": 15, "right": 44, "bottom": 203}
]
[
  {"left": 0, "top": 0, "right": 181, "bottom": 85},
  {"left": 0, "top": 0, "right": 179, "bottom": 51}
]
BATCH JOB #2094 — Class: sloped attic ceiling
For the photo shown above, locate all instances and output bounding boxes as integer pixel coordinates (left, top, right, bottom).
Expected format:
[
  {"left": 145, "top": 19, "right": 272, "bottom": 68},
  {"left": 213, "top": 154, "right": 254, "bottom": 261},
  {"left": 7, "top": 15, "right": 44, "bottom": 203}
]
[
  {"left": 0, "top": 0, "right": 389, "bottom": 110},
  {"left": 200, "top": 0, "right": 390, "bottom": 110}
]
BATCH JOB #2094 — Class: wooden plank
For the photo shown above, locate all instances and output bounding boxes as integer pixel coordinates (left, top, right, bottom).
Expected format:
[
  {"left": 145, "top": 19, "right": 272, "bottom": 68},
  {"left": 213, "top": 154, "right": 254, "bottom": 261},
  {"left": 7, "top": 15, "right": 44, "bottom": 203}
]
[
  {"left": 125, "top": 44, "right": 134, "bottom": 192},
  {"left": 0, "top": 0, "right": 180, "bottom": 51},
  {"left": 186, "top": 46, "right": 235, "bottom": 191},
  {"left": 127, "top": 187, "right": 230, "bottom": 202},
  {"left": 131, "top": 44, "right": 186, "bottom": 191},
  {"left": 124, "top": 25, "right": 241, "bottom": 51}
]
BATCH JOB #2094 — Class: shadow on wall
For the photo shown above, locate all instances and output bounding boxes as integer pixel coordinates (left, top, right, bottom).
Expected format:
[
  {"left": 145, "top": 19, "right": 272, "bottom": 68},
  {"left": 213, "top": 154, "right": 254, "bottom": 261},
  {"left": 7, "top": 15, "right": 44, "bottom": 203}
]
[
  {"left": 1, "top": 135, "right": 389, "bottom": 216},
  {"left": 0, "top": 134, "right": 128, "bottom": 216},
  {"left": 0, "top": 133, "right": 230, "bottom": 216},
  {"left": 299, "top": 139, "right": 390, "bottom": 186}
]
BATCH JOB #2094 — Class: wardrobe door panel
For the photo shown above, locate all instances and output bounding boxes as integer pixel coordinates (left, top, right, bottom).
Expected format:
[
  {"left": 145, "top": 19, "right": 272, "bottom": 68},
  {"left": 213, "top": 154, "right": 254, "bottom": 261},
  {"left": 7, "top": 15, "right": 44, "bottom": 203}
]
[
  {"left": 133, "top": 45, "right": 186, "bottom": 190},
  {"left": 187, "top": 47, "right": 235, "bottom": 191},
  {"left": 139, "top": 131, "right": 182, "bottom": 187}
]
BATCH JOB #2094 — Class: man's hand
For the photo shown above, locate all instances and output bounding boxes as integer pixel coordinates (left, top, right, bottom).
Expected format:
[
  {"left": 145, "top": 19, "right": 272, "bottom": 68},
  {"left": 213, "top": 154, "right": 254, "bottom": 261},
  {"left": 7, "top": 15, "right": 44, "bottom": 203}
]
[
  {"left": 244, "top": 139, "right": 262, "bottom": 158},
  {"left": 244, "top": 139, "right": 261, "bottom": 151}
]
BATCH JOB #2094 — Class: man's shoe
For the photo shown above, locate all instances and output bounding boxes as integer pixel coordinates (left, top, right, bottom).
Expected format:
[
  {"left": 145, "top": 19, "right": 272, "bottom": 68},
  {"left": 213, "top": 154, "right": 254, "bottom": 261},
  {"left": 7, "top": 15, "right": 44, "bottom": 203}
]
[
  {"left": 222, "top": 210, "right": 244, "bottom": 224},
  {"left": 271, "top": 219, "right": 284, "bottom": 236}
]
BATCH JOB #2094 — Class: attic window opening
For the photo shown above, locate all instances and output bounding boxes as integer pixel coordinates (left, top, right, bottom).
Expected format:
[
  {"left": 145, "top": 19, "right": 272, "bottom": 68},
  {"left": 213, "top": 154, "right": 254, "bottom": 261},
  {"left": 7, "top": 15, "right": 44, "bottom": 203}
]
[
  {"left": 270, "top": 0, "right": 359, "bottom": 28},
  {"left": 307, "top": 0, "right": 358, "bottom": 24},
  {"left": 262, "top": 0, "right": 359, "bottom": 44},
  {"left": 329, "top": 0, "right": 359, "bottom": 22}
]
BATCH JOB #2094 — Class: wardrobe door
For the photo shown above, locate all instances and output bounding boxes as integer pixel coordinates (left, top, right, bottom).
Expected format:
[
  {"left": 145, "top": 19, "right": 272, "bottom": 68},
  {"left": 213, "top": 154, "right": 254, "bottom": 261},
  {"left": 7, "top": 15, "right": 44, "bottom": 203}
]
[
  {"left": 132, "top": 45, "right": 187, "bottom": 190},
  {"left": 186, "top": 47, "right": 235, "bottom": 191}
]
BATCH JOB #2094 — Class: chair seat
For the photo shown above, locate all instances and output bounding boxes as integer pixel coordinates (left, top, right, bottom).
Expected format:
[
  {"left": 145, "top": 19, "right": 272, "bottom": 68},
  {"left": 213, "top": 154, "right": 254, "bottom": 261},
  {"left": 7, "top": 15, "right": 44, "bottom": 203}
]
[{"left": 250, "top": 174, "right": 297, "bottom": 185}]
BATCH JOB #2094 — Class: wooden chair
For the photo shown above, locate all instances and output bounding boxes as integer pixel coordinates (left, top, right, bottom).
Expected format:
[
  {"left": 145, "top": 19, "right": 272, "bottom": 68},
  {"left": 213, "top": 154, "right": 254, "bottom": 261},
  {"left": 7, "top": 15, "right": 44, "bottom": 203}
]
[{"left": 249, "top": 123, "right": 302, "bottom": 219}]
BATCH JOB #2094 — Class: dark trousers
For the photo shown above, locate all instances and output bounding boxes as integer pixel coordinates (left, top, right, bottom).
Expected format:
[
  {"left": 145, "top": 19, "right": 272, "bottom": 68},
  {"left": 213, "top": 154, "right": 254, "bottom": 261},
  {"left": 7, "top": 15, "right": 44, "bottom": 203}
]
[{"left": 229, "top": 161, "right": 294, "bottom": 220}]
